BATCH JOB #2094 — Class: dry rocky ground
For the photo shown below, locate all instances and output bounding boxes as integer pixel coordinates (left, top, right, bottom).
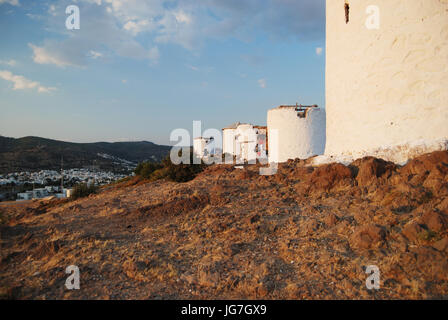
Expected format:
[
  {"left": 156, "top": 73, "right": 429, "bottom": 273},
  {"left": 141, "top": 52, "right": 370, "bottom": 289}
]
[{"left": 1, "top": 151, "right": 448, "bottom": 299}]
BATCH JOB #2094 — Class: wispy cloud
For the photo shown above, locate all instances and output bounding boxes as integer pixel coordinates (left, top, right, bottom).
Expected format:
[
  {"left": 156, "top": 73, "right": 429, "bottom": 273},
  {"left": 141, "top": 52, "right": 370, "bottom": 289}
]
[
  {"left": 186, "top": 64, "right": 199, "bottom": 71},
  {"left": 0, "top": 59, "right": 17, "bottom": 67},
  {"left": 25, "top": 0, "right": 324, "bottom": 68},
  {"left": 0, "top": 70, "right": 56, "bottom": 93},
  {"left": 29, "top": 43, "right": 80, "bottom": 68},
  {"left": 48, "top": 4, "right": 57, "bottom": 16},
  {"left": 123, "top": 19, "right": 155, "bottom": 36},
  {"left": 316, "top": 47, "right": 323, "bottom": 56},
  {"left": 26, "top": 13, "right": 43, "bottom": 20},
  {"left": 88, "top": 50, "right": 103, "bottom": 59},
  {"left": 28, "top": 1, "right": 161, "bottom": 68},
  {"left": 0, "top": 0, "right": 20, "bottom": 6},
  {"left": 258, "top": 78, "right": 266, "bottom": 88}
]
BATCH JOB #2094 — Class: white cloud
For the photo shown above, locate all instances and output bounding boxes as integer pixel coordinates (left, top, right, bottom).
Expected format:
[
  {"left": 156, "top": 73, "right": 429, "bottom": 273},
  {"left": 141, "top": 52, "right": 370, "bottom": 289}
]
[
  {"left": 37, "top": 86, "right": 57, "bottom": 93},
  {"left": 48, "top": 4, "right": 57, "bottom": 16},
  {"left": 28, "top": 1, "right": 161, "bottom": 68},
  {"left": 27, "top": 0, "right": 325, "bottom": 68},
  {"left": 0, "top": 70, "right": 56, "bottom": 93},
  {"left": 123, "top": 19, "right": 154, "bottom": 36},
  {"left": 258, "top": 78, "right": 266, "bottom": 88},
  {"left": 316, "top": 47, "right": 323, "bottom": 56},
  {"left": 26, "top": 13, "right": 43, "bottom": 20},
  {"left": 186, "top": 64, "right": 199, "bottom": 71},
  {"left": 0, "top": 59, "right": 16, "bottom": 67},
  {"left": 0, "top": 0, "right": 20, "bottom": 6},
  {"left": 174, "top": 10, "right": 192, "bottom": 24},
  {"left": 88, "top": 50, "right": 103, "bottom": 59},
  {"left": 29, "top": 43, "right": 79, "bottom": 68}
]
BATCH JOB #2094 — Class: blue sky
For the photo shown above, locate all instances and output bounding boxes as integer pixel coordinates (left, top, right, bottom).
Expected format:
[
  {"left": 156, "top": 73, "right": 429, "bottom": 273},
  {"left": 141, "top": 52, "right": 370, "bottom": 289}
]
[{"left": 0, "top": 0, "right": 325, "bottom": 145}]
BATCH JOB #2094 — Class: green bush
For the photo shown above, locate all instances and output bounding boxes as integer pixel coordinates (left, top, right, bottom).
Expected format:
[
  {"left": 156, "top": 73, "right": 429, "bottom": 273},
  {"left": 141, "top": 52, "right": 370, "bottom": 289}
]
[
  {"left": 72, "top": 183, "right": 98, "bottom": 200},
  {"left": 134, "top": 161, "right": 163, "bottom": 178},
  {"left": 150, "top": 167, "right": 170, "bottom": 181},
  {"left": 134, "top": 148, "right": 205, "bottom": 183},
  {"left": 418, "top": 229, "right": 440, "bottom": 242}
]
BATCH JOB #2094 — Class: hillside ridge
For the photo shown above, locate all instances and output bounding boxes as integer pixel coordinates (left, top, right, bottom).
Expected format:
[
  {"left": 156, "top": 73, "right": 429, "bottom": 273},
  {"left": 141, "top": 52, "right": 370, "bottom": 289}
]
[
  {"left": 1, "top": 150, "right": 447, "bottom": 299},
  {"left": 0, "top": 136, "right": 171, "bottom": 173}
]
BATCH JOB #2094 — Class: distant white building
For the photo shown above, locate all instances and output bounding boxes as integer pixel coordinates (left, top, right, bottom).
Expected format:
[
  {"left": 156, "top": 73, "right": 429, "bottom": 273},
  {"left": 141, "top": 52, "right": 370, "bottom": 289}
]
[
  {"left": 16, "top": 187, "right": 73, "bottom": 201},
  {"left": 65, "top": 188, "right": 74, "bottom": 198},
  {"left": 193, "top": 137, "right": 214, "bottom": 159},
  {"left": 17, "top": 188, "right": 49, "bottom": 201},
  {"left": 17, "top": 191, "right": 33, "bottom": 201},
  {"left": 222, "top": 122, "right": 240, "bottom": 156},
  {"left": 222, "top": 123, "right": 268, "bottom": 162}
]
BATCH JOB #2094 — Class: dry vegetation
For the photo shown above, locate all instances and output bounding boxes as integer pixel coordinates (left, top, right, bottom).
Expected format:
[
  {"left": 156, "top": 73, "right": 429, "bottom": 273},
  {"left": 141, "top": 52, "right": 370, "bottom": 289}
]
[{"left": 1, "top": 151, "right": 448, "bottom": 299}]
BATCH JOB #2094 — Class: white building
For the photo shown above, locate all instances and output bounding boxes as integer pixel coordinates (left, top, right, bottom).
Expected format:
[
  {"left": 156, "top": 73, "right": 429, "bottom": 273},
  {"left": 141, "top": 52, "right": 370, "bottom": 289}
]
[
  {"left": 65, "top": 188, "right": 74, "bottom": 198},
  {"left": 16, "top": 188, "right": 49, "bottom": 201},
  {"left": 222, "top": 122, "right": 240, "bottom": 156},
  {"left": 17, "top": 191, "right": 33, "bottom": 201},
  {"left": 16, "top": 187, "right": 73, "bottom": 201},
  {"left": 193, "top": 137, "right": 214, "bottom": 159},
  {"left": 325, "top": 0, "right": 448, "bottom": 163},
  {"left": 222, "top": 123, "right": 268, "bottom": 162},
  {"left": 267, "top": 105, "right": 326, "bottom": 163}
]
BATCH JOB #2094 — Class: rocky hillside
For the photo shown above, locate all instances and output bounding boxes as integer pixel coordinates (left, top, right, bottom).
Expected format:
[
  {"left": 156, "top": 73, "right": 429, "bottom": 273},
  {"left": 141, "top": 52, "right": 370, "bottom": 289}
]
[
  {"left": 0, "top": 136, "right": 171, "bottom": 174},
  {"left": 0, "top": 151, "right": 447, "bottom": 299}
]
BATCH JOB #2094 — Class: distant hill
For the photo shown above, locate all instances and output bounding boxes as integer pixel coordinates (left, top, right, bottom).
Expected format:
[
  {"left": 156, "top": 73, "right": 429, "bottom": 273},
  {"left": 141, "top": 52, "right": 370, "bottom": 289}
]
[{"left": 0, "top": 136, "right": 171, "bottom": 174}]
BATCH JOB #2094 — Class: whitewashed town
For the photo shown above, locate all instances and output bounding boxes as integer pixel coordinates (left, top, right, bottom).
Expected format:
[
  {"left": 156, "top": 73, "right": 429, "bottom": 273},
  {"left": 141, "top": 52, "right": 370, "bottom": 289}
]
[{"left": 0, "top": 168, "right": 128, "bottom": 201}]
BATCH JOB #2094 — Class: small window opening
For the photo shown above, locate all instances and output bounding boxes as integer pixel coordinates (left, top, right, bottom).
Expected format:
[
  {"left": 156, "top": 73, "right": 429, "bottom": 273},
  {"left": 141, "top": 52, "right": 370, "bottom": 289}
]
[{"left": 345, "top": 3, "right": 350, "bottom": 24}]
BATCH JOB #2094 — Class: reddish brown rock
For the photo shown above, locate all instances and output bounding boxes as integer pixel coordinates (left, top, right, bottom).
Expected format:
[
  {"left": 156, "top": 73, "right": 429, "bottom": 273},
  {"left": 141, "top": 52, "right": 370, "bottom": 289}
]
[
  {"left": 437, "top": 197, "right": 448, "bottom": 214},
  {"left": 433, "top": 237, "right": 448, "bottom": 252},
  {"left": 423, "top": 178, "right": 448, "bottom": 196},
  {"left": 324, "top": 213, "right": 339, "bottom": 226},
  {"left": 237, "top": 169, "right": 256, "bottom": 180},
  {"left": 401, "top": 151, "right": 448, "bottom": 177},
  {"left": 349, "top": 224, "right": 386, "bottom": 250},
  {"left": 290, "top": 166, "right": 314, "bottom": 181},
  {"left": 308, "top": 163, "right": 353, "bottom": 191},
  {"left": 420, "top": 210, "right": 448, "bottom": 232},
  {"left": 402, "top": 221, "right": 425, "bottom": 242},
  {"left": 413, "top": 247, "right": 448, "bottom": 281},
  {"left": 352, "top": 157, "right": 396, "bottom": 187},
  {"left": 303, "top": 218, "right": 320, "bottom": 235}
]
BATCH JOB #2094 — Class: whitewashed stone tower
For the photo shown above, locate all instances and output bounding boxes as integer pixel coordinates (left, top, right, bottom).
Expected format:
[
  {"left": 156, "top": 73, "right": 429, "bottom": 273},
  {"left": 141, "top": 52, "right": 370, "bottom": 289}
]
[
  {"left": 325, "top": 0, "right": 448, "bottom": 163},
  {"left": 268, "top": 106, "right": 326, "bottom": 163}
]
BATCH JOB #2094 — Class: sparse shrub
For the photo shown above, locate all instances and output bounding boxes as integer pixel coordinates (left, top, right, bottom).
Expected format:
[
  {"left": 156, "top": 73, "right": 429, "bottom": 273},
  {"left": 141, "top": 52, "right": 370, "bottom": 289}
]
[
  {"left": 134, "top": 148, "right": 205, "bottom": 183},
  {"left": 162, "top": 157, "right": 205, "bottom": 183},
  {"left": 150, "top": 167, "right": 170, "bottom": 181},
  {"left": 71, "top": 183, "right": 98, "bottom": 200},
  {"left": 418, "top": 229, "right": 440, "bottom": 242},
  {"left": 134, "top": 161, "right": 163, "bottom": 179}
]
